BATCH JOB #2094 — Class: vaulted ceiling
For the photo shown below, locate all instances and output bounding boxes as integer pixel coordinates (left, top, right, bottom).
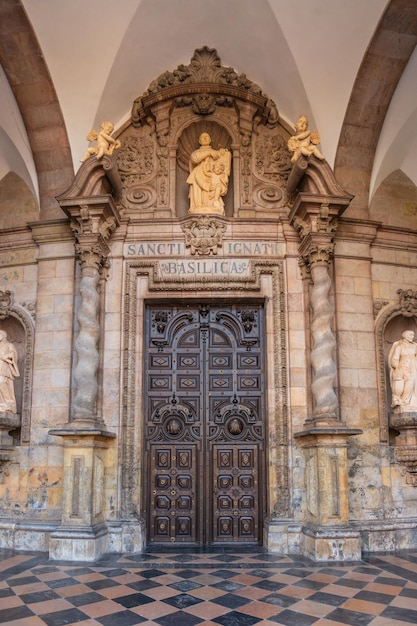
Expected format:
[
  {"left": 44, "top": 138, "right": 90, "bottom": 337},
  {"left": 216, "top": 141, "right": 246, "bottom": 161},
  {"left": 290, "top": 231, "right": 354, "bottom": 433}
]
[{"left": 0, "top": 0, "right": 416, "bottom": 221}]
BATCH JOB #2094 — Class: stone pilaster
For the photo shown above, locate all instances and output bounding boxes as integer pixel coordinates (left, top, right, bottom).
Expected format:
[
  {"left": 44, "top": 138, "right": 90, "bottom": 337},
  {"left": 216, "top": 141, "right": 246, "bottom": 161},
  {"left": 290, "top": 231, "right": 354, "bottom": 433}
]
[
  {"left": 290, "top": 192, "right": 362, "bottom": 560},
  {"left": 49, "top": 195, "right": 120, "bottom": 560}
]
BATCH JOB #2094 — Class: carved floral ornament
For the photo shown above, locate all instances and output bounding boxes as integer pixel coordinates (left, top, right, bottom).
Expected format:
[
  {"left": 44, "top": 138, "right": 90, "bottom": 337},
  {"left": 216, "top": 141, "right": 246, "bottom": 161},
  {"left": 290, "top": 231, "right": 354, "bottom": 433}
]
[
  {"left": 374, "top": 289, "right": 417, "bottom": 321},
  {"left": 397, "top": 289, "right": 417, "bottom": 317}
]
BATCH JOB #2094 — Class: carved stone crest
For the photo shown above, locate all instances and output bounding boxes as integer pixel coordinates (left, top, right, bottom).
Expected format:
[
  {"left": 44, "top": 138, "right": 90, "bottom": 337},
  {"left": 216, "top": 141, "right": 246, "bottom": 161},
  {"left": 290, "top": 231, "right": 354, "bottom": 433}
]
[{"left": 181, "top": 216, "right": 227, "bottom": 255}]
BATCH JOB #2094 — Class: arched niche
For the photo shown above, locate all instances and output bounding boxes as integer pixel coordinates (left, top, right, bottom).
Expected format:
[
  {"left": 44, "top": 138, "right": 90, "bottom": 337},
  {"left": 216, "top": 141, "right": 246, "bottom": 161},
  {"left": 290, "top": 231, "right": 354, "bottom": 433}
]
[
  {"left": 175, "top": 121, "right": 234, "bottom": 218},
  {"left": 0, "top": 292, "right": 35, "bottom": 444},
  {"left": 375, "top": 291, "right": 417, "bottom": 444}
]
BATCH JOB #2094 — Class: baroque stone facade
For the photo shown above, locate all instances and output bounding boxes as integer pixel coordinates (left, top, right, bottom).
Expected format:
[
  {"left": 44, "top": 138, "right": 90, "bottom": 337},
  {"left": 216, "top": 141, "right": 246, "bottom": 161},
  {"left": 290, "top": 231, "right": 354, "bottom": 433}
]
[{"left": 0, "top": 48, "right": 417, "bottom": 561}]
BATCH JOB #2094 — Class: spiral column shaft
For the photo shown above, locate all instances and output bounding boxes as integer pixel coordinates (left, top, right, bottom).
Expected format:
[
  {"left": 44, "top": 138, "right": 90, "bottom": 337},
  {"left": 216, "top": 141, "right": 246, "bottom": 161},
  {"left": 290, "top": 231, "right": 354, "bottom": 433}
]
[{"left": 310, "top": 263, "right": 338, "bottom": 421}]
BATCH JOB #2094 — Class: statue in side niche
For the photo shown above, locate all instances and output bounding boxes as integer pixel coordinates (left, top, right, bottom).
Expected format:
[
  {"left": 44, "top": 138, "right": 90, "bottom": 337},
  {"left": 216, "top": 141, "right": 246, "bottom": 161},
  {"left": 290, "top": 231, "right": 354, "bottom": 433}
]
[
  {"left": 187, "top": 132, "right": 231, "bottom": 215},
  {"left": 287, "top": 115, "right": 325, "bottom": 163},
  {"left": 389, "top": 330, "right": 417, "bottom": 411},
  {"left": 0, "top": 330, "right": 20, "bottom": 414},
  {"left": 81, "top": 121, "right": 121, "bottom": 162}
]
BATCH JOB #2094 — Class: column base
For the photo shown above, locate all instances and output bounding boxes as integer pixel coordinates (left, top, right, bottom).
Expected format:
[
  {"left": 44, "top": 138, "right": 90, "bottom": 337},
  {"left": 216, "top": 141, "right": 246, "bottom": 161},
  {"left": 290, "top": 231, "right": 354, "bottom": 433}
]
[
  {"left": 49, "top": 523, "right": 110, "bottom": 561},
  {"left": 301, "top": 525, "right": 362, "bottom": 561},
  {"left": 264, "top": 519, "right": 302, "bottom": 553},
  {"left": 107, "top": 520, "right": 146, "bottom": 554}
]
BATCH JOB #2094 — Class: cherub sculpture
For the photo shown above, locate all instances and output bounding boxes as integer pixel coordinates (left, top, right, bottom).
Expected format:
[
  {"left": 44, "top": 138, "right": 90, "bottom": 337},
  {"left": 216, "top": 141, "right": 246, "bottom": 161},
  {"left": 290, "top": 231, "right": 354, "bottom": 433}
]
[
  {"left": 81, "top": 121, "right": 121, "bottom": 162},
  {"left": 287, "top": 115, "right": 324, "bottom": 163}
]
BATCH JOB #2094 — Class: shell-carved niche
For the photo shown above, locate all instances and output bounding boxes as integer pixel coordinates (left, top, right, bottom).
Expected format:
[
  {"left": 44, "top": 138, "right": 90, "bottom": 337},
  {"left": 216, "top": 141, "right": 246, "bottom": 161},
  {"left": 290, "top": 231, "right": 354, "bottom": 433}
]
[{"left": 115, "top": 46, "right": 293, "bottom": 219}]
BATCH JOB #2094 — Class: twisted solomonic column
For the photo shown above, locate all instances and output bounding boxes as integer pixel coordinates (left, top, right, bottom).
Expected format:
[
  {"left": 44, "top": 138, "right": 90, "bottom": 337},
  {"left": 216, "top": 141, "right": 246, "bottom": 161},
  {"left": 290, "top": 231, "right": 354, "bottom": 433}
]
[
  {"left": 307, "top": 246, "right": 339, "bottom": 424},
  {"left": 72, "top": 246, "right": 104, "bottom": 426},
  {"left": 294, "top": 203, "right": 342, "bottom": 427},
  {"left": 66, "top": 202, "right": 118, "bottom": 428}
]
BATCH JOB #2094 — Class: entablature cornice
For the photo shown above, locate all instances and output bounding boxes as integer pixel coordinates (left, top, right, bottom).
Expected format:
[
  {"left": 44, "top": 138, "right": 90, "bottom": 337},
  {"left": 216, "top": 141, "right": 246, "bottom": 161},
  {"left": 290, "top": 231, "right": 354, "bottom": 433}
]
[
  {"left": 371, "top": 224, "right": 417, "bottom": 250},
  {"left": 29, "top": 219, "right": 73, "bottom": 245},
  {"left": 335, "top": 217, "right": 380, "bottom": 243}
]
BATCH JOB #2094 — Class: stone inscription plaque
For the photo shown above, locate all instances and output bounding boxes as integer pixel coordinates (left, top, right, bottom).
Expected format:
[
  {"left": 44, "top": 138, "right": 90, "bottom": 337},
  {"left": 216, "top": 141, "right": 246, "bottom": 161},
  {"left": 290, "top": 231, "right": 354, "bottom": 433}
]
[
  {"left": 159, "top": 259, "right": 250, "bottom": 278},
  {"left": 125, "top": 241, "right": 281, "bottom": 257}
]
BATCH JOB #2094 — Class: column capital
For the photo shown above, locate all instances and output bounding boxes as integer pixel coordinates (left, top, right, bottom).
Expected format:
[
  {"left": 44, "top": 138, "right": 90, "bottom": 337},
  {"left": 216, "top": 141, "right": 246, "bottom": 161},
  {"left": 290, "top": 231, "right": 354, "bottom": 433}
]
[
  {"left": 59, "top": 195, "right": 121, "bottom": 272},
  {"left": 290, "top": 195, "right": 346, "bottom": 270}
]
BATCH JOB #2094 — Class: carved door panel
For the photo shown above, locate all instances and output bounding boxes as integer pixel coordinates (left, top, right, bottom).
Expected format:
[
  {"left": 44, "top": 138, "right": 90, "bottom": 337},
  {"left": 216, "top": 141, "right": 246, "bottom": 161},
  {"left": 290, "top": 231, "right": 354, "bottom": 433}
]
[
  {"left": 144, "top": 303, "right": 265, "bottom": 545},
  {"left": 213, "top": 445, "right": 260, "bottom": 542}
]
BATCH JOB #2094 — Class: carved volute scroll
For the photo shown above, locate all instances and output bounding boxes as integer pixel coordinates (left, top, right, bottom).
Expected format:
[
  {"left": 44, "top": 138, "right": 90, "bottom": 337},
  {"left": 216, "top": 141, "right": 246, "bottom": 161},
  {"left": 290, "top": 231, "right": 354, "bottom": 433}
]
[{"left": 114, "top": 47, "right": 293, "bottom": 219}]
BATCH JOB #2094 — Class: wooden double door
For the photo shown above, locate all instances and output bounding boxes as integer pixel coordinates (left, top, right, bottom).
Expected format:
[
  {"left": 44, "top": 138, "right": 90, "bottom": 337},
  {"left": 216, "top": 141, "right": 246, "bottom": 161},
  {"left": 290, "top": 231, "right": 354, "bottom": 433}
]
[{"left": 144, "top": 303, "right": 266, "bottom": 545}]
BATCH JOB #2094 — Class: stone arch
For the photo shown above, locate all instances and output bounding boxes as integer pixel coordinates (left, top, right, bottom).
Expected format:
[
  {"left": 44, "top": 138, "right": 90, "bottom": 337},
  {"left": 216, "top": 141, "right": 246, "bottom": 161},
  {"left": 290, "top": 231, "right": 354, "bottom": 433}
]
[
  {"left": 334, "top": 0, "right": 417, "bottom": 218},
  {"left": 0, "top": 0, "right": 74, "bottom": 220}
]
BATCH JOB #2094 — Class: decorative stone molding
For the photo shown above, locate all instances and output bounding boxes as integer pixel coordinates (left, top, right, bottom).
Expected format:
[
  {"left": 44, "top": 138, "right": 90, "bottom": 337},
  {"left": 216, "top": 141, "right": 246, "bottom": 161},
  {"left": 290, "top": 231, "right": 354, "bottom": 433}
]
[
  {"left": 60, "top": 155, "right": 123, "bottom": 208},
  {"left": 181, "top": 215, "right": 227, "bottom": 255},
  {"left": 121, "top": 260, "right": 290, "bottom": 523},
  {"left": 132, "top": 47, "right": 277, "bottom": 128},
  {"left": 373, "top": 299, "right": 390, "bottom": 319}
]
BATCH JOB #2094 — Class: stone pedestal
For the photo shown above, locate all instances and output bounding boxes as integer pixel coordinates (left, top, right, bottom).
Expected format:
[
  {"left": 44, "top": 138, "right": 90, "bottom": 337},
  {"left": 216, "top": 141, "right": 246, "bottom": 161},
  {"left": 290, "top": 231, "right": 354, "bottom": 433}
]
[
  {"left": 0, "top": 412, "right": 20, "bottom": 481},
  {"left": 390, "top": 411, "right": 417, "bottom": 484},
  {"left": 295, "top": 426, "right": 362, "bottom": 561},
  {"left": 0, "top": 411, "right": 20, "bottom": 447},
  {"left": 48, "top": 427, "right": 116, "bottom": 561}
]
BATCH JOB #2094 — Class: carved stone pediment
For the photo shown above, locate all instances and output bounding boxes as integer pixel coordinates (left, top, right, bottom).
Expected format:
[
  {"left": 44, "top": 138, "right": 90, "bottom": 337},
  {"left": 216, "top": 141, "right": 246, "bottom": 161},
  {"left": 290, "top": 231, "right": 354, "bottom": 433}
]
[
  {"left": 132, "top": 47, "right": 276, "bottom": 128},
  {"left": 112, "top": 47, "right": 294, "bottom": 219}
]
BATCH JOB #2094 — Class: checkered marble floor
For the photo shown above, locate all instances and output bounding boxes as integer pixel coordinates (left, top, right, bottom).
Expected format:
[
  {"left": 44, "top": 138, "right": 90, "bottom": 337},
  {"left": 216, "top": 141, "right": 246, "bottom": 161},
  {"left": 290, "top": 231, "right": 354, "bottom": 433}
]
[{"left": 0, "top": 547, "right": 417, "bottom": 625}]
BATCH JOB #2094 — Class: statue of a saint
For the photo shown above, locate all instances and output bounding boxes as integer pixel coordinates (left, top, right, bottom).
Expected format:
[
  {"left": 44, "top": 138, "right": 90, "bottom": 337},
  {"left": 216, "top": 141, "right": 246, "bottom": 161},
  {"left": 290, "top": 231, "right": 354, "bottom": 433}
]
[
  {"left": 0, "top": 330, "right": 20, "bottom": 414},
  {"left": 389, "top": 330, "right": 417, "bottom": 412},
  {"left": 187, "top": 132, "right": 231, "bottom": 215}
]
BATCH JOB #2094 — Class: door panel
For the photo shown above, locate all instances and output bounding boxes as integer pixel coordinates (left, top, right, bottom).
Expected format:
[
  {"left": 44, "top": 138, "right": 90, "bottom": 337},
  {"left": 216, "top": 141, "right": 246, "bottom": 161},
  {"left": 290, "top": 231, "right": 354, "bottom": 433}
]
[{"left": 144, "top": 303, "right": 265, "bottom": 545}]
